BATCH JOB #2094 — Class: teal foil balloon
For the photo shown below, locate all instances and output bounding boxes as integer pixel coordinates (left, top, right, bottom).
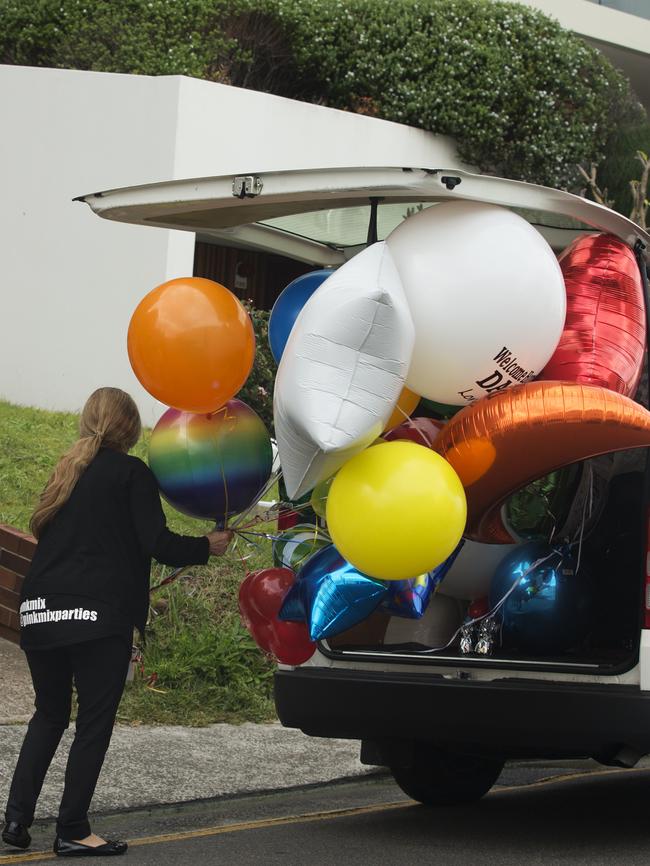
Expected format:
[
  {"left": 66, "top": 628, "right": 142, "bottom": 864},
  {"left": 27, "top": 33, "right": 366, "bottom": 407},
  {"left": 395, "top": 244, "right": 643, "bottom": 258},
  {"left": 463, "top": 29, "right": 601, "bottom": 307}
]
[
  {"left": 148, "top": 399, "right": 273, "bottom": 523},
  {"left": 273, "top": 523, "right": 331, "bottom": 572},
  {"left": 504, "top": 465, "right": 582, "bottom": 541},
  {"left": 279, "top": 544, "right": 388, "bottom": 640}
]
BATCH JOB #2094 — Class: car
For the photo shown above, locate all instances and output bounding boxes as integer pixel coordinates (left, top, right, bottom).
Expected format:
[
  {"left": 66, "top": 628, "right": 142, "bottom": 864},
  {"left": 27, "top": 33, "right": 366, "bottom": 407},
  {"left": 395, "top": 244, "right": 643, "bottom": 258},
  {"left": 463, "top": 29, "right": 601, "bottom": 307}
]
[{"left": 80, "top": 164, "right": 650, "bottom": 806}]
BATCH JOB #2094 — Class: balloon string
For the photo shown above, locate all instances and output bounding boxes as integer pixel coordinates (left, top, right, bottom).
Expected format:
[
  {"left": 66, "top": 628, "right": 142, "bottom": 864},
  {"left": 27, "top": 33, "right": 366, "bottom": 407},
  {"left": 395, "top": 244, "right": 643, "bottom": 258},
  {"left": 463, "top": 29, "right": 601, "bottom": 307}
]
[
  {"left": 392, "top": 401, "right": 438, "bottom": 448},
  {"left": 232, "top": 535, "right": 256, "bottom": 575},
  {"left": 219, "top": 451, "right": 230, "bottom": 531},
  {"left": 229, "top": 470, "right": 283, "bottom": 530},
  {"left": 150, "top": 565, "right": 189, "bottom": 592},
  {"left": 572, "top": 463, "right": 594, "bottom": 575},
  {"left": 235, "top": 498, "right": 315, "bottom": 532},
  {"left": 417, "top": 552, "right": 556, "bottom": 655},
  {"left": 235, "top": 529, "right": 289, "bottom": 543}
]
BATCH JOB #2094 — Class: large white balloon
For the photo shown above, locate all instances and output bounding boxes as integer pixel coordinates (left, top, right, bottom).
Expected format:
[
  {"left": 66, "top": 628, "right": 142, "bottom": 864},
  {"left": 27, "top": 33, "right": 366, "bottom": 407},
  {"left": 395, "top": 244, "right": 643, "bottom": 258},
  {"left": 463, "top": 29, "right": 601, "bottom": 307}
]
[
  {"left": 274, "top": 242, "right": 415, "bottom": 499},
  {"left": 386, "top": 201, "right": 566, "bottom": 406},
  {"left": 438, "top": 540, "right": 518, "bottom": 600},
  {"left": 384, "top": 592, "right": 465, "bottom": 647}
]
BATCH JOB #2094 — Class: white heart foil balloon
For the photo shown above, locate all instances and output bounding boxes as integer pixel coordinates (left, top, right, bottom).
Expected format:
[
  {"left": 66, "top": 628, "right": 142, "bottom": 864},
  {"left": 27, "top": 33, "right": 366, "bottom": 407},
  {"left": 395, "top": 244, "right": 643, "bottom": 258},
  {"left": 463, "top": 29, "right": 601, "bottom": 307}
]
[{"left": 274, "top": 242, "right": 415, "bottom": 499}]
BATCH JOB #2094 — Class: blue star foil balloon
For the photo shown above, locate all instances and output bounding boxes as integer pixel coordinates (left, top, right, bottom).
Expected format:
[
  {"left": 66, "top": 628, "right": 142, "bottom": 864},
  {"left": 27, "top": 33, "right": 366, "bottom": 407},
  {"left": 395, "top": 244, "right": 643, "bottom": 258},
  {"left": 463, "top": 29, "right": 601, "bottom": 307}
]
[
  {"left": 382, "top": 573, "right": 433, "bottom": 619},
  {"left": 278, "top": 544, "right": 388, "bottom": 641},
  {"left": 488, "top": 541, "right": 593, "bottom": 654},
  {"left": 381, "top": 540, "right": 464, "bottom": 619}
]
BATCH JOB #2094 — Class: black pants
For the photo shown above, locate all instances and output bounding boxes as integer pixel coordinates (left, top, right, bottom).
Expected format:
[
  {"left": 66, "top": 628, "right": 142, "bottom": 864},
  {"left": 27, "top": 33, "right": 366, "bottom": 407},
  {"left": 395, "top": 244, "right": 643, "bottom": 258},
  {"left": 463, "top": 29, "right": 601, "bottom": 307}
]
[{"left": 4, "top": 636, "right": 130, "bottom": 840}]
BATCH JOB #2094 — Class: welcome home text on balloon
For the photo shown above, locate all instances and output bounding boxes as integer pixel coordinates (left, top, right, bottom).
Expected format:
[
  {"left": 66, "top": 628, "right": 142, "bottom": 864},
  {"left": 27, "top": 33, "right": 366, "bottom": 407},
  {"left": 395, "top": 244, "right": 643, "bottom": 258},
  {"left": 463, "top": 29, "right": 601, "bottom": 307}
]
[{"left": 457, "top": 345, "right": 537, "bottom": 403}]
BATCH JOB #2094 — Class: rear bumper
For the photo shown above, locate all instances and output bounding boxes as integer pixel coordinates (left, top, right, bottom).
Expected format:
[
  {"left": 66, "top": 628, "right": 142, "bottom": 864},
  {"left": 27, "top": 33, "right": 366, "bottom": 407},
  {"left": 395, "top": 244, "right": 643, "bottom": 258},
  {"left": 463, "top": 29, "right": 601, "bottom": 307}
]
[{"left": 275, "top": 667, "right": 650, "bottom": 761}]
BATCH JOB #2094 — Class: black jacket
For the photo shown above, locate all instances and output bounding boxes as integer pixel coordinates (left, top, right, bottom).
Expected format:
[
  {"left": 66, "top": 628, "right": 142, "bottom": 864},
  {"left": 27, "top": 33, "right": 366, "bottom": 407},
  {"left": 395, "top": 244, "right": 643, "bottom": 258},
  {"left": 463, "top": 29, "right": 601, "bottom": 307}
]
[{"left": 20, "top": 448, "right": 209, "bottom": 649}]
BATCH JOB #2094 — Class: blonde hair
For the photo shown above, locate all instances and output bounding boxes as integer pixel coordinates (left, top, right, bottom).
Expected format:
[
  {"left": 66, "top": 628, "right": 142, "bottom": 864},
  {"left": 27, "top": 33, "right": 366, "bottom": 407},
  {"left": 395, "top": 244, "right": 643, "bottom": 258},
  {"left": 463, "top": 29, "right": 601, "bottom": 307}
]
[{"left": 30, "top": 387, "right": 142, "bottom": 539}]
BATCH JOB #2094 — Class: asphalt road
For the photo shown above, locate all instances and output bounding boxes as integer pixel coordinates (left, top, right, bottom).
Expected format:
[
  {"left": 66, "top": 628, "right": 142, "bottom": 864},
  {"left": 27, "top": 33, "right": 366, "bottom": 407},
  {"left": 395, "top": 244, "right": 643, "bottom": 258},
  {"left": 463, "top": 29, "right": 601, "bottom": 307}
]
[{"left": 3, "top": 765, "right": 650, "bottom": 865}]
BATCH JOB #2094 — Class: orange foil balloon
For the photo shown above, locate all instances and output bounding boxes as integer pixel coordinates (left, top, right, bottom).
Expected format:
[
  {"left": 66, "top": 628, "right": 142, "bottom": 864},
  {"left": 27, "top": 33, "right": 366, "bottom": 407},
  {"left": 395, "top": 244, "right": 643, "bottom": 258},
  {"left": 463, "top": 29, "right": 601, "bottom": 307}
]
[
  {"left": 383, "top": 386, "right": 421, "bottom": 432},
  {"left": 540, "top": 234, "right": 646, "bottom": 396},
  {"left": 128, "top": 277, "right": 255, "bottom": 414},
  {"left": 434, "top": 381, "right": 650, "bottom": 544}
]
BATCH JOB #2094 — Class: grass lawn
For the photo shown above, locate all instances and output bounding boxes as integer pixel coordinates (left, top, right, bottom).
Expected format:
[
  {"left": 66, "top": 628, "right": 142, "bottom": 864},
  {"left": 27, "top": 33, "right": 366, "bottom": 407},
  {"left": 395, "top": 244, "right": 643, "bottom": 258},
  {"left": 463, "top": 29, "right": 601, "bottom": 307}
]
[{"left": 0, "top": 399, "right": 277, "bottom": 726}]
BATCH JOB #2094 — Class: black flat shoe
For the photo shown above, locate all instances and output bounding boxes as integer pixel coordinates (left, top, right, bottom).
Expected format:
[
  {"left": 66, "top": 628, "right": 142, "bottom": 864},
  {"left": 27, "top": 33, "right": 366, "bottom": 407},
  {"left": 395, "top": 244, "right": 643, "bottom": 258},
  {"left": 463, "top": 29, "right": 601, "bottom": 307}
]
[
  {"left": 2, "top": 821, "right": 31, "bottom": 849},
  {"left": 54, "top": 837, "right": 128, "bottom": 857}
]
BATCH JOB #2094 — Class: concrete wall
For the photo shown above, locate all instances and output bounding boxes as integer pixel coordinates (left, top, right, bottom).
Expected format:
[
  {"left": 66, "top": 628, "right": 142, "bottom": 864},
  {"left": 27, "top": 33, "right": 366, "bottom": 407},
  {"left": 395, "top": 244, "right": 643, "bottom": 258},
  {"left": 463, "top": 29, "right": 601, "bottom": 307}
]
[
  {"left": 0, "top": 66, "right": 189, "bottom": 427},
  {"left": 171, "top": 76, "right": 462, "bottom": 178},
  {"left": 0, "top": 65, "right": 464, "bottom": 425}
]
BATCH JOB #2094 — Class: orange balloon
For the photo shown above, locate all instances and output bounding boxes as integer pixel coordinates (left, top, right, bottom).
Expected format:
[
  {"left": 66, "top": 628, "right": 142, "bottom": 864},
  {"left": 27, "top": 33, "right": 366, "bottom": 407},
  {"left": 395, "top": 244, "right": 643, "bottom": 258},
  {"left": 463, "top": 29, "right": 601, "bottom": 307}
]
[
  {"left": 383, "top": 387, "right": 421, "bottom": 432},
  {"left": 128, "top": 278, "right": 255, "bottom": 414},
  {"left": 434, "top": 381, "right": 650, "bottom": 544}
]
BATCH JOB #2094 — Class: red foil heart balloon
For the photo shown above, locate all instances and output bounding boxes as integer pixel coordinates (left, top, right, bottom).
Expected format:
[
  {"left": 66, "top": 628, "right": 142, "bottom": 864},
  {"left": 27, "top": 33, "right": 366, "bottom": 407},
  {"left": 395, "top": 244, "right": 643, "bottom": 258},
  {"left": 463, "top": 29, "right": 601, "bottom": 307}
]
[
  {"left": 238, "top": 568, "right": 316, "bottom": 666},
  {"left": 540, "top": 233, "right": 645, "bottom": 396},
  {"left": 383, "top": 416, "right": 444, "bottom": 447}
]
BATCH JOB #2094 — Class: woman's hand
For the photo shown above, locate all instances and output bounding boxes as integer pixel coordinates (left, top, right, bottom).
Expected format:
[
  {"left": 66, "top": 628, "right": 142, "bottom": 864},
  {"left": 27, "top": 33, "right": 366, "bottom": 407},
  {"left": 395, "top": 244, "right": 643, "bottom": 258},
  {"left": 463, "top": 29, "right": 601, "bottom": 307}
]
[{"left": 206, "top": 529, "right": 233, "bottom": 557}]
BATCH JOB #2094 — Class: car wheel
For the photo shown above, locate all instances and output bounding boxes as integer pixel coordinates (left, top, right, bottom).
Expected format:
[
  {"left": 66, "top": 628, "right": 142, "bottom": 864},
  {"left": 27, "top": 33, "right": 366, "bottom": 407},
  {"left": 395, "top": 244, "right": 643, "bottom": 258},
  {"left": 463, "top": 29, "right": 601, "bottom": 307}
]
[{"left": 390, "top": 744, "right": 505, "bottom": 806}]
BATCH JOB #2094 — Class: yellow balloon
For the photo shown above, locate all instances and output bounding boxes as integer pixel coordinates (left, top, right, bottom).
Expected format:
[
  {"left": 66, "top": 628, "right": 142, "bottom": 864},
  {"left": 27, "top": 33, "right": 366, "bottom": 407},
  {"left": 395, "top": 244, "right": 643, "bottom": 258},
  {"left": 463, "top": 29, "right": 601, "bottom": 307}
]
[
  {"left": 326, "top": 440, "right": 466, "bottom": 581},
  {"left": 310, "top": 476, "right": 334, "bottom": 519}
]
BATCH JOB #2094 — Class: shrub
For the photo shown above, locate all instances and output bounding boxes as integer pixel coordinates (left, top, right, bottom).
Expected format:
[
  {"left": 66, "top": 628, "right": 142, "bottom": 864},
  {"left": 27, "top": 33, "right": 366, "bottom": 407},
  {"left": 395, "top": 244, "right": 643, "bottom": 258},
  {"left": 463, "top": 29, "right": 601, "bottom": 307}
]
[
  {"left": 273, "top": 0, "right": 644, "bottom": 188},
  {"left": 237, "top": 305, "right": 275, "bottom": 435},
  {"left": 0, "top": 0, "right": 248, "bottom": 77},
  {"left": 597, "top": 120, "right": 650, "bottom": 218}
]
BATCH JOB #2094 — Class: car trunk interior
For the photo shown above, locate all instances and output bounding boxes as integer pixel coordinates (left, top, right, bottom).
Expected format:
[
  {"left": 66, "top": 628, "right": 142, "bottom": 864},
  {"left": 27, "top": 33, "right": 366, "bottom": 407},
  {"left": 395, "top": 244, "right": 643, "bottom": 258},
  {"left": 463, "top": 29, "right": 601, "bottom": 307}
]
[{"left": 325, "top": 452, "right": 648, "bottom": 676}]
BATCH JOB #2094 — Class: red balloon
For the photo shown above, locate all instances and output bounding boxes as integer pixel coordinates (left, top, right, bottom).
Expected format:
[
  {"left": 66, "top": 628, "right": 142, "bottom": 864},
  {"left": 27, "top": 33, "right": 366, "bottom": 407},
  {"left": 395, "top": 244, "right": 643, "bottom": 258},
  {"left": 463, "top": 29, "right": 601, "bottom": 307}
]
[
  {"left": 383, "top": 416, "right": 444, "bottom": 447},
  {"left": 242, "top": 567, "right": 293, "bottom": 621},
  {"left": 238, "top": 569, "right": 316, "bottom": 666},
  {"left": 468, "top": 597, "right": 490, "bottom": 619},
  {"left": 540, "top": 234, "right": 646, "bottom": 396}
]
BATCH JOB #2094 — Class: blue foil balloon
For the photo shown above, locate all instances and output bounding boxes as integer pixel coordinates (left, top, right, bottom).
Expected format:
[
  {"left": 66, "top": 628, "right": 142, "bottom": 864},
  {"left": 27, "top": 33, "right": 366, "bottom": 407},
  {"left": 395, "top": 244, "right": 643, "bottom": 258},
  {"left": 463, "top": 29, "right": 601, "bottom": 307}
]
[
  {"left": 268, "top": 270, "right": 333, "bottom": 363},
  {"left": 489, "top": 541, "right": 593, "bottom": 654},
  {"left": 382, "top": 573, "right": 433, "bottom": 619},
  {"left": 382, "top": 541, "right": 463, "bottom": 619},
  {"left": 279, "top": 544, "right": 388, "bottom": 641}
]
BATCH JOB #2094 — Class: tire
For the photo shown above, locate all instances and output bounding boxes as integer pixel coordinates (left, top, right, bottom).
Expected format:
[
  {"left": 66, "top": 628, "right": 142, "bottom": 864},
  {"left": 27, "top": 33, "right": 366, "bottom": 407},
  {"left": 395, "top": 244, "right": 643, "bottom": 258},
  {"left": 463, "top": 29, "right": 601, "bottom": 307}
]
[{"left": 390, "top": 743, "right": 505, "bottom": 806}]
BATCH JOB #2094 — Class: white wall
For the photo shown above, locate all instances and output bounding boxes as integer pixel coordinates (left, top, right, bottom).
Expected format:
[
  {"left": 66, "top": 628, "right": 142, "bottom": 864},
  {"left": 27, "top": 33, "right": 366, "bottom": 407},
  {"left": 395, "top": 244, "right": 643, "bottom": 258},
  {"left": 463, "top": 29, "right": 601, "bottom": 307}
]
[
  {"left": 171, "top": 77, "right": 462, "bottom": 178},
  {"left": 0, "top": 66, "right": 464, "bottom": 425},
  {"left": 0, "top": 66, "right": 192, "bottom": 426}
]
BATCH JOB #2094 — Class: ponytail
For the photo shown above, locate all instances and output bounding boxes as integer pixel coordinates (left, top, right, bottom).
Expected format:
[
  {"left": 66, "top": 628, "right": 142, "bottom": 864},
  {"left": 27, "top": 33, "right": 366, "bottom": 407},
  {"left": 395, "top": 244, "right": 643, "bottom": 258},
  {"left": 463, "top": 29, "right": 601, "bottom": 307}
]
[
  {"left": 30, "top": 435, "right": 103, "bottom": 538},
  {"left": 29, "top": 387, "right": 141, "bottom": 539}
]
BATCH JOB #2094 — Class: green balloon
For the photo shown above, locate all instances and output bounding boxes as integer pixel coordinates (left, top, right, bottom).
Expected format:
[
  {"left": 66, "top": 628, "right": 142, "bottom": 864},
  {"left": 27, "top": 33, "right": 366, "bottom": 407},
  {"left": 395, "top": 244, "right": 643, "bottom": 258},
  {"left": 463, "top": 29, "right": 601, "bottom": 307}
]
[
  {"left": 272, "top": 524, "right": 331, "bottom": 571},
  {"left": 310, "top": 476, "right": 334, "bottom": 519},
  {"left": 417, "top": 397, "right": 463, "bottom": 420}
]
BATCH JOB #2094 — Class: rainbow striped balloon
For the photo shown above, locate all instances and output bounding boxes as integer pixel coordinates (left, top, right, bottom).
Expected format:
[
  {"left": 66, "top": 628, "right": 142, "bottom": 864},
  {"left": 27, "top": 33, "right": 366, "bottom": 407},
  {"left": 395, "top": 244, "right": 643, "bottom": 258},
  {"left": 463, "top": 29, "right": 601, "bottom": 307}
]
[{"left": 149, "top": 399, "right": 273, "bottom": 523}]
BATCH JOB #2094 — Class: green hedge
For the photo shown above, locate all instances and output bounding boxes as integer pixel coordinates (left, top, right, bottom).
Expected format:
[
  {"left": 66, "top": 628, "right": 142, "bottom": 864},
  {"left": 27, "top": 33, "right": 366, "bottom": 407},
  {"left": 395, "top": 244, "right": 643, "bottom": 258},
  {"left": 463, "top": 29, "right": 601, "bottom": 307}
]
[
  {"left": 598, "top": 120, "right": 650, "bottom": 216},
  {"left": 0, "top": 0, "right": 236, "bottom": 76},
  {"left": 274, "top": 0, "right": 643, "bottom": 189},
  {"left": 237, "top": 305, "right": 275, "bottom": 434},
  {"left": 0, "top": 0, "right": 643, "bottom": 190}
]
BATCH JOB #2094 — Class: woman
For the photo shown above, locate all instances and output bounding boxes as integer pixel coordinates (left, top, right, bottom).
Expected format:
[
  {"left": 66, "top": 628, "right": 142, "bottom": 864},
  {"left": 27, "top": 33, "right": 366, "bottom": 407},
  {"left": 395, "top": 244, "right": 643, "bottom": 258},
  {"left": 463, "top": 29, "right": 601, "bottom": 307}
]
[{"left": 2, "top": 388, "right": 232, "bottom": 857}]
